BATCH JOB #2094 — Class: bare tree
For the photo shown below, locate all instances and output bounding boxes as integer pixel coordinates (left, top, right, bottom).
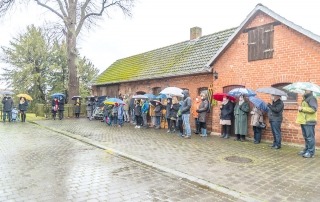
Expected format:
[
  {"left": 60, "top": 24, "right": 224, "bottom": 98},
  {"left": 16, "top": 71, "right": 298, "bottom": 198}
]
[{"left": 0, "top": 0, "right": 134, "bottom": 102}]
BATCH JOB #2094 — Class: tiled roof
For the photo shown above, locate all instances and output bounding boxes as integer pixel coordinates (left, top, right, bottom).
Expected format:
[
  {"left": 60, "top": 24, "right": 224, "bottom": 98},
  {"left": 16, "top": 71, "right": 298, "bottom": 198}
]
[{"left": 93, "top": 27, "right": 237, "bottom": 85}]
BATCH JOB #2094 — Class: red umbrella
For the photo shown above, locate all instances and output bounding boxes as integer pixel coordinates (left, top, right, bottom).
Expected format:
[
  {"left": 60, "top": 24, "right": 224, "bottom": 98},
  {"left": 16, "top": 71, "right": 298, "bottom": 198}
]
[{"left": 212, "top": 93, "right": 236, "bottom": 102}]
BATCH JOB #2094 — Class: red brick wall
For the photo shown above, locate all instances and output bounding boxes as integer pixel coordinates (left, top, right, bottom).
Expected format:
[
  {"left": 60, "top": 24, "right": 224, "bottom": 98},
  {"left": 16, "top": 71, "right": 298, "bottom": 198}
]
[
  {"left": 211, "top": 13, "right": 320, "bottom": 145},
  {"left": 95, "top": 74, "right": 214, "bottom": 131}
]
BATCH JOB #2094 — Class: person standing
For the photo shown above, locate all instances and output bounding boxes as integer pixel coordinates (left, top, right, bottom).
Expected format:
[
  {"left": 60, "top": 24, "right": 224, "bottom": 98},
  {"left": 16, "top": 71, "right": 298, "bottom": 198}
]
[
  {"left": 168, "top": 97, "right": 180, "bottom": 133},
  {"left": 181, "top": 90, "right": 192, "bottom": 139},
  {"left": 154, "top": 101, "right": 162, "bottom": 129},
  {"left": 112, "top": 103, "right": 119, "bottom": 126},
  {"left": 164, "top": 98, "right": 172, "bottom": 132},
  {"left": 86, "top": 97, "right": 93, "bottom": 119},
  {"left": 129, "top": 96, "right": 136, "bottom": 124},
  {"left": 18, "top": 97, "right": 28, "bottom": 122},
  {"left": 2, "top": 96, "right": 13, "bottom": 122},
  {"left": 250, "top": 106, "right": 264, "bottom": 144},
  {"left": 296, "top": 90, "right": 318, "bottom": 158},
  {"left": 141, "top": 99, "right": 149, "bottom": 128},
  {"left": 117, "top": 103, "right": 124, "bottom": 127},
  {"left": 197, "top": 93, "right": 209, "bottom": 137},
  {"left": 149, "top": 101, "right": 156, "bottom": 128},
  {"left": 220, "top": 96, "right": 234, "bottom": 139},
  {"left": 52, "top": 98, "right": 59, "bottom": 120},
  {"left": 123, "top": 95, "right": 130, "bottom": 123},
  {"left": 191, "top": 96, "right": 201, "bottom": 134},
  {"left": 74, "top": 98, "right": 81, "bottom": 118},
  {"left": 267, "top": 95, "right": 284, "bottom": 149},
  {"left": 58, "top": 96, "right": 65, "bottom": 120},
  {"left": 234, "top": 95, "right": 250, "bottom": 141},
  {"left": 177, "top": 101, "right": 184, "bottom": 136},
  {"left": 134, "top": 100, "right": 142, "bottom": 128}
]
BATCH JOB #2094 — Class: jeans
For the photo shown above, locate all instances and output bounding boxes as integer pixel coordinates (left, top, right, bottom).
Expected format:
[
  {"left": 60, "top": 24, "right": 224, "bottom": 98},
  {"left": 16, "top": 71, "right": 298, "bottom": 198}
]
[
  {"left": 270, "top": 121, "right": 282, "bottom": 147},
  {"left": 155, "top": 116, "right": 161, "bottom": 127},
  {"left": 182, "top": 114, "right": 191, "bottom": 136},
  {"left": 142, "top": 113, "right": 148, "bottom": 127},
  {"left": 118, "top": 118, "right": 123, "bottom": 126},
  {"left": 135, "top": 115, "right": 142, "bottom": 126},
  {"left": 195, "top": 118, "right": 200, "bottom": 132},
  {"left": 253, "top": 126, "right": 262, "bottom": 142},
  {"left": 113, "top": 115, "right": 117, "bottom": 125},
  {"left": 3, "top": 111, "right": 11, "bottom": 122},
  {"left": 301, "top": 125, "right": 315, "bottom": 155},
  {"left": 131, "top": 109, "right": 136, "bottom": 123},
  {"left": 123, "top": 110, "right": 129, "bottom": 122}
]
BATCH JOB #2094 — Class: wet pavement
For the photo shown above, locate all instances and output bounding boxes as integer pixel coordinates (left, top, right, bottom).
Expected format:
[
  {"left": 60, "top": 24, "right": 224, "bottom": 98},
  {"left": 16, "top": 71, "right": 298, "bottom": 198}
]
[
  {"left": 32, "top": 118, "right": 320, "bottom": 202},
  {"left": 0, "top": 122, "right": 239, "bottom": 202}
]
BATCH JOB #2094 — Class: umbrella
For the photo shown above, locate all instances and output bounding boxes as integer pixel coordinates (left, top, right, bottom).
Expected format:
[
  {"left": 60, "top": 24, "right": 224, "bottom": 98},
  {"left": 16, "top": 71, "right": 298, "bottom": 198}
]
[
  {"left": 156, "top": 94, "right": 168, "bottom": 99},
  {"left": 144, "top": 93, "right": 156, "bottom": 100},
  {"left": 104, "top": 97, "right": 125, "bottom": 105},
  {"left": 71, "top": 96, "right": 82, "bottom": 100},
  {"left": 17, "top": 93, "right": 33, "bottom": 101},
  {"left": 249, "top": 96, "right": 269, "bottom": 112},
  {"left": 159, "top": 87, "right": 183, "bottom": 97},
  {"left": 256, "top": 87, "right": 288, "bottom": 97},
  {"left": 51, "top": 93, "right": 65, "bottom": 98},
  {"left": 0, "top": 90, "right": 14, "bottom": 95},
  {"left": 132, "top": 94, "right": 148, "bottom": 99},
  {"left": 228, "top": 88, "right": 256, "bottom": 97},
  {"left": 150, "top": 100, "right": 162, "bottom": 106},
  {"left": 283, "top": 82, "right": 320, "bottom": 95},
  {"left": 212, "top": 93, "right": 236, "bottom": 102}
]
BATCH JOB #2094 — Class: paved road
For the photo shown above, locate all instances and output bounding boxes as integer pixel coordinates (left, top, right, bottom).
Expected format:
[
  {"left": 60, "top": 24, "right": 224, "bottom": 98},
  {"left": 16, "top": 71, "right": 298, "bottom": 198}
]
[
  {"left": 0, "top": 122, "right": 239, "bottom": 202},
  {"left": 34, "top": 118, "right": 320, "bottom": 202}
]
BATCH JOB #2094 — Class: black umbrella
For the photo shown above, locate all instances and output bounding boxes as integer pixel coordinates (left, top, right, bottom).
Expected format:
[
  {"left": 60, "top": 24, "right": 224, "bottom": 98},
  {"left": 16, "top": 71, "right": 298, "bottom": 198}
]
[{"left": 71, "top": 96, "right": 82, "bottom": 100}]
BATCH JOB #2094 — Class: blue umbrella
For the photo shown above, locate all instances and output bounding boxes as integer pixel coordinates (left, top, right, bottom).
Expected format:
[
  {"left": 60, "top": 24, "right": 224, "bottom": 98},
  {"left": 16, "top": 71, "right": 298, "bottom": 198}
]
[
  {"left": 51, "top": 93, "right": 65, "bottom": 98},
  {"left": 104, "top": 97, "right": 125, "bottom": 105},
  {"left": 228, "top": 88, "right": 256, "bottom": 97},
  {"left": 249, "top": 97, "right": 269, "bottom": 112},
  {"left": 155, "top": 94, "right": 167, "bottom": 99},
  {"left": 144, "top": 93, "right": 156, "bottom": 100}
]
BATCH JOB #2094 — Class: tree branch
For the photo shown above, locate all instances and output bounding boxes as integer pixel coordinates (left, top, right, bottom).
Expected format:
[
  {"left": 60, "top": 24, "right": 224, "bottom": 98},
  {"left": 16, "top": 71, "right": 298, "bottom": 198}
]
[{"left": 34, "top": 0, "right": 66, "bottom": 22}]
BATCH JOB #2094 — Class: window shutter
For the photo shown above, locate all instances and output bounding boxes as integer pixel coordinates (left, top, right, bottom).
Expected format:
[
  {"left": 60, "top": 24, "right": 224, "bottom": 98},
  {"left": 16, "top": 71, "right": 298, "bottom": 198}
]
[
  {"left": 263, "top": 24, "right": 274, "bottom": 59},
  {"left": 248, "top": 29, "right": 257, "bottom": 61}
]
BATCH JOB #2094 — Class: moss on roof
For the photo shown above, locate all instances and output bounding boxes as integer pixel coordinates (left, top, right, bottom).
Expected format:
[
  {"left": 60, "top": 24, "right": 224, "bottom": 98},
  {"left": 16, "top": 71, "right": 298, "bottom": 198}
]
[{"left": 93, "top": 27, "right": 237, "bottom": 85}]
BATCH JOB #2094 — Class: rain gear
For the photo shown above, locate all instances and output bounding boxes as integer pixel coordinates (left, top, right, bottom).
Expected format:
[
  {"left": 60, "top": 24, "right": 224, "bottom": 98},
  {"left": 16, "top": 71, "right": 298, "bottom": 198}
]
[
  {"left": 296, "top": 93, "right": 318, "bottom": 125},
  {"left": 197, "top": 98, "right": 209, "bottom": 123},
  {"left": 2, "top": 97, "right": 13, "bottom": 112},
  {"left": 234, "top": 101, "right": 250, "bottom": 135}
]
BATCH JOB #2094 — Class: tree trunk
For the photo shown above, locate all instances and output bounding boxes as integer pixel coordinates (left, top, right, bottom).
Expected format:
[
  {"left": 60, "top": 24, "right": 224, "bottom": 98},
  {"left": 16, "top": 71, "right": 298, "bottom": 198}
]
[{"left": 67, "top": 1, "right": 79, "bottom": 103}]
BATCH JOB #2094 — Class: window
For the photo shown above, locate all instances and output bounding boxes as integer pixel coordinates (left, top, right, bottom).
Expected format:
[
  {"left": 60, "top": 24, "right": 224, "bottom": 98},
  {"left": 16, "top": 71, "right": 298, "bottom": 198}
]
[
  {"left": 152, "top": 87, "right": 161, "bottom": 95},
  {"left": 248, "top": 24, "right": 274, "bottom": 61},
  {"left": 198, "top": 87, "right": 208, "bottom": 96},
  {"left": 272, "top": 83, "right": 297, "bottom": 103}
]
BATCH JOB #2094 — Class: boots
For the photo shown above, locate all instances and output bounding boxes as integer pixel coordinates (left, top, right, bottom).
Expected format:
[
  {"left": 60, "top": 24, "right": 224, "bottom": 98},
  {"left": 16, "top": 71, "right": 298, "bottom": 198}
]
[
  {"left": 224, "top": 125, "right": 230, "bottom": 139},
  {"left": 240, "top": 135, "right": 246, "bottom": 142},
  {"left": 220, "top": 125, "right": 226, "bottom": 138},
  {"left": 195, "top": 122, "right": 200, "bottom": 134},
  {"left": 234, "top": 134, "right": 240, "bottom": 141}
]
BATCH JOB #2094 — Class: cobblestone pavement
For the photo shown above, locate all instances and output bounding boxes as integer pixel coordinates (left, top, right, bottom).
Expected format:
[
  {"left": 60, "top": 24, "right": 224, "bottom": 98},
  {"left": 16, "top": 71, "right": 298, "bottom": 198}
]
[
  {"left": 34, "top": 118, "right": 320, "bottom": 202},
  {"left": 0, "top": 122, "right": 239, "bottom": 202}
]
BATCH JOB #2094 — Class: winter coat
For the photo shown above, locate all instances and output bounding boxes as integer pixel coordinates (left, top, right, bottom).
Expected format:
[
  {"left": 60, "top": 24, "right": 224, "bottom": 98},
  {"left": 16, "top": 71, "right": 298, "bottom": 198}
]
[
  {"left": 191, "top": 96, "right": 201, "bottom": 118},
  {"left": 234, "top": 101, "right": 250, "bottom": 135},
  {"left": 267, "top": 99, "right": 284, "bottom": 122},
  {"left": 169, "top": 103, "right": 180, "bottom": 120},
  {"left": 129, "top": 98, "right": 135, "bottom": 111},
  {"left": 52, "top": 100, "right": 59, "bottom": 112},
  {"left": 58, "top": 98, "right": 65, "bottom": 111},
  {"left": 19, "top": 101, "right": 28, "bottom": 112},
  {"left": 177, "top": 101, "right": 183, "bottom": 120},
  {"left": 74, "top": 101, "right": 81, "bottom": 113},
  {"left": 296, "top": 93, "right": 318, "bottom": 125},
  {"left": 181, "top": 97, "right": 192, "bottom": 114},
  {"left": 86, "top": 100, "right": 93, "bottom": 111},
  {"left": 118, "top": 105, "right": 124, "bottom": 119},
  {"left": 250, "top": 107, "right": 263, "bottom": 126},
  {"left": 123, "top": 98, "right": 130, "bottom": 111},
  {"left": 134, "top": 104, "right": 142, "bottom": 116},
  {"left": 164, "top": 98, "right": 172, "bottom": 118},
  {"left": 2, "top": 97, "right": 13, "bottom": 112},
  {"left": 154, "top": 105, "right": 162, "bottom": 117},
  {"left": 197, "top": 99, "right": 209, "bottom": 123},
  {"left": 220, "top": 101, "right": 234, "bottom": 120},
  {"left": 141, "top": 102, "right": 149, "bottom": 114}
]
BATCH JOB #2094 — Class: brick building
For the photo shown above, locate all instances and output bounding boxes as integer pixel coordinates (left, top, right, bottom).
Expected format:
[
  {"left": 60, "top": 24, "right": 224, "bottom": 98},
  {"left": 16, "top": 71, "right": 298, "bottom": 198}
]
[
  {"left": 92, "top": 4, "right": 320, "bottom": 145},
  {"left": 207, "top": 4, "right": 320, "bottom": 145}
]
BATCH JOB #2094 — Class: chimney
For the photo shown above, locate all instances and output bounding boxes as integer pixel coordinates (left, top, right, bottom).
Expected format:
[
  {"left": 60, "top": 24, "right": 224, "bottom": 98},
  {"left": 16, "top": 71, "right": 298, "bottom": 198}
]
[{"left": 190, "top": 27, "right": 202, "bottom": 40}]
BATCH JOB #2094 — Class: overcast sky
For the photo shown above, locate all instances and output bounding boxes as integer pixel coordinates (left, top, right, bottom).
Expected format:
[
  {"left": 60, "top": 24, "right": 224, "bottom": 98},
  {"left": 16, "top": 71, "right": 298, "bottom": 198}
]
[{"left": 1, "top": 0, "right": 320, "bottom": 88}]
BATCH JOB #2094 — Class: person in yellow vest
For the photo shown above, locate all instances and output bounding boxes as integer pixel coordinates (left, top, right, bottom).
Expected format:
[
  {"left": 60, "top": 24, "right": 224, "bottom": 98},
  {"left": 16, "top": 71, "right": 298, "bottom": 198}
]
[{"left": 296, "top": 90, "right": 318, "bottom": 158}]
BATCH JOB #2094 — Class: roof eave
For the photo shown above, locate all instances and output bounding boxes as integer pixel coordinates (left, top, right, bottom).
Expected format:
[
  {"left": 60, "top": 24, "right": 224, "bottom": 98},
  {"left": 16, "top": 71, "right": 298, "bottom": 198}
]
[{"left": 206, "top": 4, "right": 320, "bottom": 68}]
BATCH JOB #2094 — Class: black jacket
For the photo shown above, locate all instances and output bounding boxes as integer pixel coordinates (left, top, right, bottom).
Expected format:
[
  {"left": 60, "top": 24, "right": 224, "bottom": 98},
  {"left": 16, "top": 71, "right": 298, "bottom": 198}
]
[
  {"left": 58, "top": 98, "right": 65, "bottom": 111},
  {"left": 169, "top": 103, "right": 180, "bottom": 119},
  {"left": 154, "top": 105, "right": 162, "bottom": 117},
  {"left": 267, "top": 99, "right": 284, "bottom": 122},
  {"left": 220, "top": 101, "right": 234, "bottom": 120}
]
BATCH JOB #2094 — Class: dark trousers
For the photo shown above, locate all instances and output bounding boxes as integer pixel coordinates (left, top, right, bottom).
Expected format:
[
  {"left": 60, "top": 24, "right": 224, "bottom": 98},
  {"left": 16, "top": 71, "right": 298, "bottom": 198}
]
[
  {"left": 195, "top": 118, "right": 200, "bottom": 133},
  {"left": 155, "top": 116, "right": 161, "bottom": 127},
  {"left": 3, "top": 111, "right": 11, "bottom": 122},
  {"left": 169, "top": 119, "right": 176, "bottom": 131},
  {"left": 20, "top": 111, "right": 26, "bottom": 122},
  {"left": 178, "top": 119, "right": 183, "bottom": 134},
  {"left": 58, "top": 110, "right": 64, "bottom": 120},
  {"left": 301, "top": 125, "right": 316, "bottom": 155},
  {"left": 270, "top": 121, "right": 282, "bottom": 147},
  {"left": 253, "top": 126, "right": 262, "bottom": 142},
  {"left": 135, "top": 115, "right": 142, "bottom": 126},
  {"left": 221, "top": 125, "right": 231, "bottom": 135}
]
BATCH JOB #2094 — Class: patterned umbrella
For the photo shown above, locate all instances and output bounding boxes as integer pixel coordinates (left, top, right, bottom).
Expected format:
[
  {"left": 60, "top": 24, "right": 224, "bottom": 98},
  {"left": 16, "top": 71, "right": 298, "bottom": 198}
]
[
  {"left": 283, "top": 82, "right": 320, "bottom": 96},
  {"left": 256, "top": 87, "right": 288, "bottom": 97},
  {"left": 104, "top": 98, "right": 125, "bottom": 105},
  {"left": 249, "top": 96, "right": 269, "bottom": 112},
  {"left": 228, "top": 88, "right": 256, "bottom": 97}
]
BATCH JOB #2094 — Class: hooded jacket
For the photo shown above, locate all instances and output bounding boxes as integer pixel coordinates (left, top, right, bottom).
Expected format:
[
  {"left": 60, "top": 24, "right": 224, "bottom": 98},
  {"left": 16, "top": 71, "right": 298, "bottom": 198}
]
[
  {"left": 181, "top": 90, "right": 191, "bottom": 114},
  {"left": 2, "top": 97, "right": 13, "bottom": 112},
  {"left": 267, "top": 98, "right": 284, "bottom": 122},
  {"left": 296, "top": 93, "right": 318, "bottom": 125}
]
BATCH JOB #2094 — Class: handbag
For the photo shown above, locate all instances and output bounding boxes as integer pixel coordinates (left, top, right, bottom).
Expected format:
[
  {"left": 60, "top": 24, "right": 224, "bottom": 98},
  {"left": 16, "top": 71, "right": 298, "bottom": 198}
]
[{"left": 256, "top": 122, "right": 266, "bottom": 129}]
